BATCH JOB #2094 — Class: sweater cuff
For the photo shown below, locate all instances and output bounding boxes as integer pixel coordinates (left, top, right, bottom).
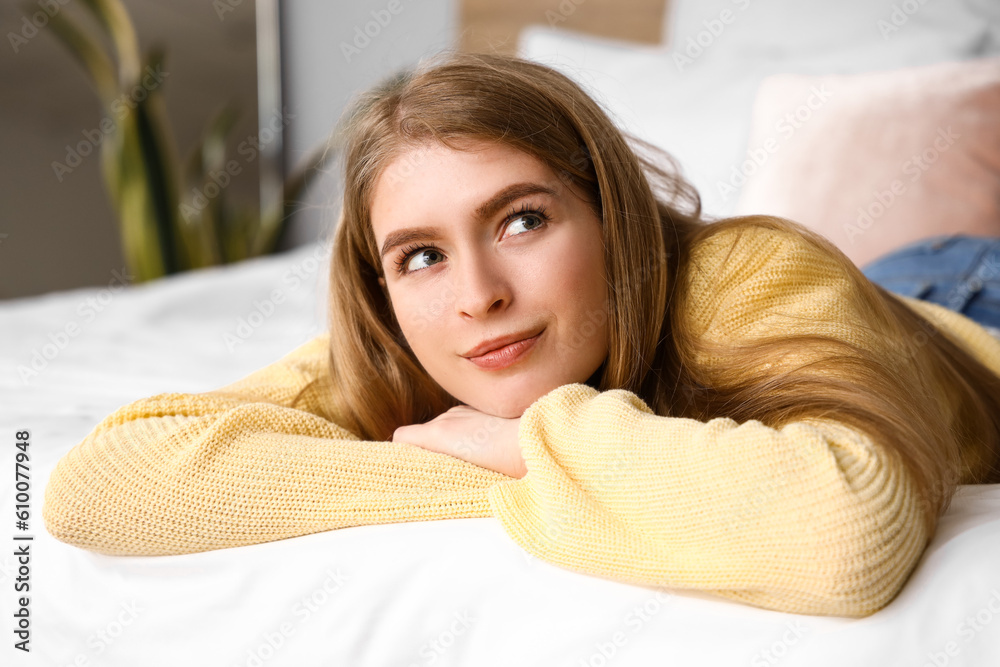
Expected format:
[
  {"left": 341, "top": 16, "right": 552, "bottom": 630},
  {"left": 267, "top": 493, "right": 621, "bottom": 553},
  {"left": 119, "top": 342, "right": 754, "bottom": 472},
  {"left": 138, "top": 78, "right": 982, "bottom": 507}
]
[{"left": 486, "top": 383, "right": 642, "bottom": 580}]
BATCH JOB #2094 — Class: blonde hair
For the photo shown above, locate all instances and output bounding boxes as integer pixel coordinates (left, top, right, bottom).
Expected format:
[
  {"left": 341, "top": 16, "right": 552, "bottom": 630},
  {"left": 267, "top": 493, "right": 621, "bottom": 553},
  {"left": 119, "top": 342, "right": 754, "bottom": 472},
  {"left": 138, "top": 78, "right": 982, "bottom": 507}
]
[{"left": 307, "top": 51, "right": 1000, "bottom": 540}]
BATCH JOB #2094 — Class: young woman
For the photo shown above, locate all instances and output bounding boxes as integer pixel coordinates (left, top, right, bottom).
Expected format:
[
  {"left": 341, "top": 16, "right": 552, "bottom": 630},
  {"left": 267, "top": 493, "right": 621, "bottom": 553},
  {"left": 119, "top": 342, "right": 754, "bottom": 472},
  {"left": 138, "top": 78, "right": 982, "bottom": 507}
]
[{"left": 43, "top": 52, "right": 1000, "bottom": 618}]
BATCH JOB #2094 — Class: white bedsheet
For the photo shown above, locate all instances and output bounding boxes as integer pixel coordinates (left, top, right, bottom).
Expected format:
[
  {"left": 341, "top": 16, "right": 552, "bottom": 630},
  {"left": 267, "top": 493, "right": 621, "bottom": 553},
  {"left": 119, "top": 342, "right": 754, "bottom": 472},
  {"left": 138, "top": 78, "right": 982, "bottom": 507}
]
[{"left": 3, "top": 242, "right": 1000, "bottom": 666}]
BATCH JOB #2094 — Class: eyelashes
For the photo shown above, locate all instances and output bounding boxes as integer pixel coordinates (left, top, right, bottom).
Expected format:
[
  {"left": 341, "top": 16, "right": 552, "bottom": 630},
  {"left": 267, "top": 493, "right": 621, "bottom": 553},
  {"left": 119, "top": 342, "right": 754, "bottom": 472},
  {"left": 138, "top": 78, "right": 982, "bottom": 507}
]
[
  {"left": 396, "top": 244, "right": 434, "bottom": 273},
  {"left": 392, "top": 202, "right": 551, "bottom": 275},
  {"left": 393, "top": 242, "right": 437, "bottom": 274}
]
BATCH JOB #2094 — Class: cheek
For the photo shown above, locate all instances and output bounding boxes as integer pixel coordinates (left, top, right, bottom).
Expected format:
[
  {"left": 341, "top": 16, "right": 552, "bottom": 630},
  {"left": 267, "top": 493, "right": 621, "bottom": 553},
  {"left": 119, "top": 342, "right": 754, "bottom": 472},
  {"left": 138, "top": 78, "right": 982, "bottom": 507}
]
[
  {"left": 390, "top": 282, "right": 457, "bottom": 346},
  {"left": 543, "top": 227, "right": 609, "bottom": 358},
  {"left": 543, "top": 227, "right": 607, "bottom": 309}
]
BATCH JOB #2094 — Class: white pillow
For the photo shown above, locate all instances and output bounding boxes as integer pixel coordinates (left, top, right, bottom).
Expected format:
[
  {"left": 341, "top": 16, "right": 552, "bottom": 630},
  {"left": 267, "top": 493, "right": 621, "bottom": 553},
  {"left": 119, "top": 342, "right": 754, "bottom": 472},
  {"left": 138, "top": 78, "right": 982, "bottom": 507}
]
[
  {"left": 665, "top": 0, "right": 1000, "bottom": 67},
  {"left": 518, "top": 26, "right": 765, "bottom": 220},
  {"left": 519, "top": 4, "right": 1000, "bottom": 219}
]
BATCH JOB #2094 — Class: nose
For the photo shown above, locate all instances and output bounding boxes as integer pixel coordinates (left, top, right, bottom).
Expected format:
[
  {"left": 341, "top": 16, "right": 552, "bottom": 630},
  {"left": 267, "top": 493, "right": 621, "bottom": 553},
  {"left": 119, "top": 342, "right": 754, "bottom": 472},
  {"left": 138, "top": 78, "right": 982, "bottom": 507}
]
[{"left": 453, "top": 250, "right": 512, "bottom": 319}]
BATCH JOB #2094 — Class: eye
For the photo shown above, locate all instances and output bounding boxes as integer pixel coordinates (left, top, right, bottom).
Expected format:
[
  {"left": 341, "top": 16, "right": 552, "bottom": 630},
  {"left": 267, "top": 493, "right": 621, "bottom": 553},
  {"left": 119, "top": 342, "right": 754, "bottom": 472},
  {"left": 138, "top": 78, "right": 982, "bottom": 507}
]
[
  {"left": 502, "top": 201, "right": 550, "bottom": 239},
  {"left": 395, "top": 244, "right": 443, "bottom": 274},
  {"left": 392, "top": 203, "right": 551, "bottom": 276},
  {"left": 505, "top": 211, "right": 546, "bottom": 237}
]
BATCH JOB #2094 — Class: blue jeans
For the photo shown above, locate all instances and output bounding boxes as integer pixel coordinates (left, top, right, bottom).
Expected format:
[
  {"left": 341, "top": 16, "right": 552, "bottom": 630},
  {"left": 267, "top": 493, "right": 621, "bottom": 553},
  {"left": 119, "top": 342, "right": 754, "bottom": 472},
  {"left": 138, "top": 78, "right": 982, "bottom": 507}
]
[{"left": 860, "top": 235, "right": 1000, "bottom": 335}]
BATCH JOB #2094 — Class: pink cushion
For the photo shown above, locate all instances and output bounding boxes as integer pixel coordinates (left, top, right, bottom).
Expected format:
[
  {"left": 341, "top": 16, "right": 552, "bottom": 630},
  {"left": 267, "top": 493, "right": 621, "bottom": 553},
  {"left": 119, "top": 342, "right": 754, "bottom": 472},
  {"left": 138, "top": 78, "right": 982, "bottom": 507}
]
[{"left": 734, "top": 57, "right": 1000, "bottom": 268}]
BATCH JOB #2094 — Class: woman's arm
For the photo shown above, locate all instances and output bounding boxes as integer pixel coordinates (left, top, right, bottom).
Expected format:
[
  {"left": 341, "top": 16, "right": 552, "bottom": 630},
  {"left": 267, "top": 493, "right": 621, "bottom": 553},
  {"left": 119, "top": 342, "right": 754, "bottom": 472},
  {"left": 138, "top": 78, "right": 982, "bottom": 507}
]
[
  {"left": 482, "top": 222, "right": 944, "bottom": 618},
  {"left": 487, "top": 383, "right": 925, "bottom": 618},
  {"left": 42, "top": 335, "right": 509, "bottom": 556}
]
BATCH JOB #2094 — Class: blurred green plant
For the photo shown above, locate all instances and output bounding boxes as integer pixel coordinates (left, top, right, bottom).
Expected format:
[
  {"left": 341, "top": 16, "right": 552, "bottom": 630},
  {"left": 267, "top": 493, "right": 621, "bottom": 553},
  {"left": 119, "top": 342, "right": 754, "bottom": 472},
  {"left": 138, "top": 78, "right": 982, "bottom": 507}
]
[{"left": 45, "top": 0, "right": 327, "bottom": 282}]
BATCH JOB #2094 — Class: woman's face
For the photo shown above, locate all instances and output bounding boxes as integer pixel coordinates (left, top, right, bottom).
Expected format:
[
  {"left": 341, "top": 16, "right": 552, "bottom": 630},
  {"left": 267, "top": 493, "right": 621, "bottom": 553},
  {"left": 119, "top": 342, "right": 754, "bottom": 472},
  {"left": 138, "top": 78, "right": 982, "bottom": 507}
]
[{"left": 371, "top": 139, "right": 610, "bottom": 419}]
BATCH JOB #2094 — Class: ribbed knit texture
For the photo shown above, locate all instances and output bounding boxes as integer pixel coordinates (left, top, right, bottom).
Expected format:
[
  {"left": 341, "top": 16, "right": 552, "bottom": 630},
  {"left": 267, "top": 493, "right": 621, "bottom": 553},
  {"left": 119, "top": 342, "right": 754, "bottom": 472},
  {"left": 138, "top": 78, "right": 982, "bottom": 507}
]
[{"left": 43, "top": 226, "right": 1000, "bottom": 617}]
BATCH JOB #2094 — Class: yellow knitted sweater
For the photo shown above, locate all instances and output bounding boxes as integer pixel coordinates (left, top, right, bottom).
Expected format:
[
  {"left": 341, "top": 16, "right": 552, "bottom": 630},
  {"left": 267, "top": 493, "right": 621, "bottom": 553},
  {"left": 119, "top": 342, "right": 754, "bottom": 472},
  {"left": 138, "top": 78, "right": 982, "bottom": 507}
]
[{"left": 43, "top": 225, "right": 1000, "bottom": 618}]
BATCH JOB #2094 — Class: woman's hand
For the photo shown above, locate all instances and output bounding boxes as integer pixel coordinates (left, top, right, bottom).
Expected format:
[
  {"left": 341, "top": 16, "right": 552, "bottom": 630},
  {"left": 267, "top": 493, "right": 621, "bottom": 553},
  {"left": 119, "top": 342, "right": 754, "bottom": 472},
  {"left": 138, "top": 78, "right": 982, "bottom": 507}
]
[{"left": 391, "top": 405, "right": 526, "bottom": 479}]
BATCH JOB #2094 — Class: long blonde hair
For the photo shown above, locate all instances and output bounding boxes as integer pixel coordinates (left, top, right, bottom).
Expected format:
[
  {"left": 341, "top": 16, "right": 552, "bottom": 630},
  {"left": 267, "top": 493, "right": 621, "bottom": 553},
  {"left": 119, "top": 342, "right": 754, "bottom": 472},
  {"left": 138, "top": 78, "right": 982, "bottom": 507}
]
[{"left": 308, "top": 51, "right": 1000, "bottom": 540}]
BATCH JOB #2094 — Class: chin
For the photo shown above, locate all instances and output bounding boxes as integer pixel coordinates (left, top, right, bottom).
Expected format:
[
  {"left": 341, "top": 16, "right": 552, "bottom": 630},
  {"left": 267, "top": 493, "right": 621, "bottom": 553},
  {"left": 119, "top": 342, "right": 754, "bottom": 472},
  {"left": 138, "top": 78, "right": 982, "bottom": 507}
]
[
  {"left": 475, "top": 384, "right": 560, "bottom": 419},
  {"left": 459, "top": 392, "right": 527, "bottom": 419},
  {"left": 474, "top": 400, "right": 523, "bottom": 420},
  {"left": 457, "top": 372, "right": 589, "bottom": 419}
]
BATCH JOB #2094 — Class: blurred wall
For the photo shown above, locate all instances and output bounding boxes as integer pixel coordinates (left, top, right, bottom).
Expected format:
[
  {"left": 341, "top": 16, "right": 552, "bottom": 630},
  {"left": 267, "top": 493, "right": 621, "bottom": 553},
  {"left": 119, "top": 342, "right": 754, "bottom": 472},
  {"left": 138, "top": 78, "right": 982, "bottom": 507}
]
[
  {"left": 276, "top": 0, "right": 456, "bottom": 251},
  {"left": 278, "top": 0, "right": 669, "bottom": 249},
  {"left": 0, "top": 0, "right": 259, "bottom": 300}
]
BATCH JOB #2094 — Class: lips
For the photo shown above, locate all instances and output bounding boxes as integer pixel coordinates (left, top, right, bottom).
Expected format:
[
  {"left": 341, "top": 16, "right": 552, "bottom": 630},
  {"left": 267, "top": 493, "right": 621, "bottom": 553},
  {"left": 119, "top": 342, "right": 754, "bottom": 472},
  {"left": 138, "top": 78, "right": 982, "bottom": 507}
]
[
  {"left": 463, "top": 330, "right": 543, "bottom": 371},
  {"left": 462, "top": 328, "right": 544, "bottom": 358}
]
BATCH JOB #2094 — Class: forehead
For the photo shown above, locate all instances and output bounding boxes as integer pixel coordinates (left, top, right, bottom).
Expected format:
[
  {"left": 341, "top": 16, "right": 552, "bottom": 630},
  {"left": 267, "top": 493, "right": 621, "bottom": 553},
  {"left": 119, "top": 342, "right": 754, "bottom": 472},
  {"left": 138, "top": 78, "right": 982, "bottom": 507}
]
[{"left": 369, "top": 140, "right": 559, "bottom": 233}]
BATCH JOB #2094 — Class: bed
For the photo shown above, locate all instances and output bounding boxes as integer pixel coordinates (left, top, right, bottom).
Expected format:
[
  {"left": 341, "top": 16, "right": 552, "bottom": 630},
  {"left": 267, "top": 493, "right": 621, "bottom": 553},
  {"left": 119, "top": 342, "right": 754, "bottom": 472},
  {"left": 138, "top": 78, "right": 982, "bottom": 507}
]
[{"left": 5, "top": 1, "right": 1000, "bottom": 665}]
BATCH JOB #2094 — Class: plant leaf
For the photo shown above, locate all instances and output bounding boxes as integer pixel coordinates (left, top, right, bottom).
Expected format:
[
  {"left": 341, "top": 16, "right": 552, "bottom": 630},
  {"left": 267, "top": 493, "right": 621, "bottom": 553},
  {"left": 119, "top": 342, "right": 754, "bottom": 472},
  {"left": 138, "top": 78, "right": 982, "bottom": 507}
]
[
  {"left": 80, "top": 0, "right": 141, "bottom": 85},
  {"left": 45, "top": 6, "right": 118, "bottom": 105}
]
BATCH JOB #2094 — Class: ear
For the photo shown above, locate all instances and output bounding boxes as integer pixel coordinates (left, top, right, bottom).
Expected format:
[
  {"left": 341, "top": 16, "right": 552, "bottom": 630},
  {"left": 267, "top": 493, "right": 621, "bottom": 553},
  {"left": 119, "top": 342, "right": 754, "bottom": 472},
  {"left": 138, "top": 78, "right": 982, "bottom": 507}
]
[{"left": 378, "top": 276, "right": 386, "bottom": 288}]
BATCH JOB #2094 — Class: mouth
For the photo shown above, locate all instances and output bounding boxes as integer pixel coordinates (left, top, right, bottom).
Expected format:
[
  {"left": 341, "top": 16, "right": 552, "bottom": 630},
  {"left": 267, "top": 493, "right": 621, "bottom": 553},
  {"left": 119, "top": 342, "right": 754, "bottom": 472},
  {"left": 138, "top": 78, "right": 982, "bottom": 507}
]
[{"left": 463, "top": 329, "right": 544, "bottom": 371}]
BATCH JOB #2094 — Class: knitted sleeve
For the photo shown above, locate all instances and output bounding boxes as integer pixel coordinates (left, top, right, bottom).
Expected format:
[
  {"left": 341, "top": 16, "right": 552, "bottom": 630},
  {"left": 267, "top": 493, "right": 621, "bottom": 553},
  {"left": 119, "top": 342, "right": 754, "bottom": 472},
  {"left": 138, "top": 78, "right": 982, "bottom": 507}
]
[
  {"left": 485, "top": 223, "right": 931, "bottom": 618},
  {"left": 42, "top": 335, "right": 508, "bottom": 556}
]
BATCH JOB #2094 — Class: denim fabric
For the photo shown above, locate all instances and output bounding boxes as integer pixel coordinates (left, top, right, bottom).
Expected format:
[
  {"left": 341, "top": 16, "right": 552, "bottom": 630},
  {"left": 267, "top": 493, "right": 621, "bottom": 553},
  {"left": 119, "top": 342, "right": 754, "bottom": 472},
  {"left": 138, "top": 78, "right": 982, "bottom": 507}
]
[{"left": 860, "top": 235, "right": 1000, "bottom": 338}]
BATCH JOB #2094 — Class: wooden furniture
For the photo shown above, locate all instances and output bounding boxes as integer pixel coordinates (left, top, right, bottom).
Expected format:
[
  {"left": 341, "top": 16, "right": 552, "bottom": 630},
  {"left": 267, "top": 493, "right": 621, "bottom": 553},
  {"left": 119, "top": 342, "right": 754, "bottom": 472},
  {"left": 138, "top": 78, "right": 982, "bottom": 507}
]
[{"left": 459, "top": 0, "right": 670, "bottom": 53}]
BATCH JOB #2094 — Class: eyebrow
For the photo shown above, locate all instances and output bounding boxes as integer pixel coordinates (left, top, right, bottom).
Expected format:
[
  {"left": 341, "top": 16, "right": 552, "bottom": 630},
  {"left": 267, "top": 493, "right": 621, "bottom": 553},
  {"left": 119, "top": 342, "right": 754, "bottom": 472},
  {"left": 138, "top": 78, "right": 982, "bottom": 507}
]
[{"left": 378, "top": 182, "right": 559, "bottom": 261}]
